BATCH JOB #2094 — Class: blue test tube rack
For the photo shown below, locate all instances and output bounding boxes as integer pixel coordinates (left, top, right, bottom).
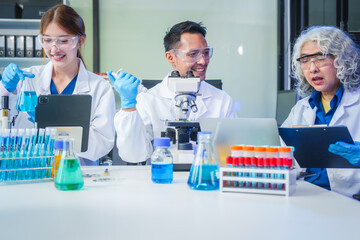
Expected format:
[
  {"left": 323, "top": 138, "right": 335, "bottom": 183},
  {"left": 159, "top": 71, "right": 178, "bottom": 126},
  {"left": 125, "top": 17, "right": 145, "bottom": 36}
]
[{"left": 220, "top": 167, "right": 296, "bottom": 196}]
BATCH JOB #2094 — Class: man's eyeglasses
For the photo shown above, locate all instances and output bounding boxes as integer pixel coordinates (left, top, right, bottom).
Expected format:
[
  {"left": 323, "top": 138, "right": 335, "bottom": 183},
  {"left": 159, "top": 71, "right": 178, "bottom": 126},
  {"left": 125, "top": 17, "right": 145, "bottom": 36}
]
[
  {"left": 169, "top": 47, "right": 213, "bottom": 63},
  {"left": 37, "top": 34, "right": 79, "bottom": 51},
  {"left": 296, "top": 53, "right": 332, "bottom": 70}
]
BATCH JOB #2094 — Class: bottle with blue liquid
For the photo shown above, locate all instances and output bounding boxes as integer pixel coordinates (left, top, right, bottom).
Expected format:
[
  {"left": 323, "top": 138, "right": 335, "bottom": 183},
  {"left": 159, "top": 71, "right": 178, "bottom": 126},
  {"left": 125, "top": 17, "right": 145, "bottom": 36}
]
[
  {"left": 16, "top": 76, "right": 37, "bottom": 112},
  {"left": 151, "top": 137, "right": 173, "bottom": 184},
  {"left": 188, "top": 132, "right": 219, "bottom": 190}
]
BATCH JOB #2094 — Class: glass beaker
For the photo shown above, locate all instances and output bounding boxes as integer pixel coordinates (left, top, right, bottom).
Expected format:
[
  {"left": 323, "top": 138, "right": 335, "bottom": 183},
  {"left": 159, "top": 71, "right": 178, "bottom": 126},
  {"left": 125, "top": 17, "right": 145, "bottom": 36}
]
[
  {"left": 54, "top": 138, "right": 84, "bottom": 191},
  {"left": 16, "top": 77, "right": 37, "bottom": 112},
  {"left": 187, "top": 132, "right": 220, "bottom": 190}
]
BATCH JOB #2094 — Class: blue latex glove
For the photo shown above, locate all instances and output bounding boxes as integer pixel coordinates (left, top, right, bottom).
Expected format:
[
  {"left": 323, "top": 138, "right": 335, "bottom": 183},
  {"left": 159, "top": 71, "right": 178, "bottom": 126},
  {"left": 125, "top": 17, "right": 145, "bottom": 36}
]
[
  {"left": 27, "top": 111, "right": 35, "bottom": 123},
  {"left": 1, "top": 63, "right": 35, "bottom": 92},
  {"left": 329, "top": 141, "right": 360, "bottom": 167},
  {"left": 107, "top": 71, "right": 140, "bottom": 109}
]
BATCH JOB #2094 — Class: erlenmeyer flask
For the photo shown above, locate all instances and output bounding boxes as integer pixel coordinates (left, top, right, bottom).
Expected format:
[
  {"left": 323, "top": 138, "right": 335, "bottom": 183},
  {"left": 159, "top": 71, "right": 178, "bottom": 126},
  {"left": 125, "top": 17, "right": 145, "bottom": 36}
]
[
  {"left": 187, "top": 132, "right": 220, "bottom": 190},
  {"left": 16, "top": 77, "right": 37, "bottom": 112},
  {"left": 54, "top": 138, "right": 84, "bottom": 191}
]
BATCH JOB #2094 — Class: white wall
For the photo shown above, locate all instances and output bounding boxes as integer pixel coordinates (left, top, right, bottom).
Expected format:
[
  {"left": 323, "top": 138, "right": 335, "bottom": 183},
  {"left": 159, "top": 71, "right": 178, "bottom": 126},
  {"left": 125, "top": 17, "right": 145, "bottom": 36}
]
[{"left": 83, "top": 0, "right": 278, "bottom": 118}]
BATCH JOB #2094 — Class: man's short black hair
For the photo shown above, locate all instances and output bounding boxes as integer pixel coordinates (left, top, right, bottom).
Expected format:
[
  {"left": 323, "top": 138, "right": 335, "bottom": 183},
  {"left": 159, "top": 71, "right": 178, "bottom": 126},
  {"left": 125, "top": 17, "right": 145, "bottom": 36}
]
[{"left": 163, "top": 21, "right": 207, "bottom": 52}]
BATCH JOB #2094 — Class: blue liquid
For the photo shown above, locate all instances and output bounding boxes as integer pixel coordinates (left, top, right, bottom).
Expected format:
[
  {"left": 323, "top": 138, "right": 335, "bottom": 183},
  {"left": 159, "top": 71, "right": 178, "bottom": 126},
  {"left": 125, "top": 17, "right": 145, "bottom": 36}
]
[
  {"left": 187, "top": 164, "right": 219, "bottom": 190},
  {"left": 17, "top": 91, "right": 37, "bottom": 112},
  {"left": 152, "top": 163, "right": 173, "bottom": 184}
]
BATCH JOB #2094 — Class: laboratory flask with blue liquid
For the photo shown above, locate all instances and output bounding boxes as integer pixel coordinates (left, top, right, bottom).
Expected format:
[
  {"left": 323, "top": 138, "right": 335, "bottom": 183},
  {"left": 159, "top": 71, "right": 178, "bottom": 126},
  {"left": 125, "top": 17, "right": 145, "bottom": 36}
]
[
  {"left": 55, "top": 138, "right": 84, "bottom": 191},
  {"left": 16, "top": 76, "right": 37, "bottom": 112},
  {"left": 187, "top": 132, "right": 220, "bottom": 190},
  {"left": 151, "top": 137, "right": 173, "bottom": 184}
]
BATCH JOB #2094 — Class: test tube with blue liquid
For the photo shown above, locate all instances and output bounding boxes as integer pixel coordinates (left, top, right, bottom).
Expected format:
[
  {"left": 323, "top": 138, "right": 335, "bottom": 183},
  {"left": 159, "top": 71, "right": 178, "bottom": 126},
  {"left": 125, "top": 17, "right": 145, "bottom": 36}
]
[
  {"left": 29, "top": 128, "right": 37, "bottom": 179},
  {"left": 242, "top": 146, "right": 254, "bottom": 188},
  {"left": 15, "top": 129, "right": 24, "bottom": 180},
  {"left": 225, "top": 156, "right": 233, "bottom": 187},
  {"left": 23, "top": 128, "right": 32, "bottom": 179},
  {"left": 263, "top": 158, "right": 270, "bottom": 189},
  {"left": 36, "top": 128, "right": 45, "bottom": 178},
  {"left": 0, "top": 129, "right": 10, "bottom": 181},
  {"left": 6, "top": 129, "right": 17, "bottom": 181}
]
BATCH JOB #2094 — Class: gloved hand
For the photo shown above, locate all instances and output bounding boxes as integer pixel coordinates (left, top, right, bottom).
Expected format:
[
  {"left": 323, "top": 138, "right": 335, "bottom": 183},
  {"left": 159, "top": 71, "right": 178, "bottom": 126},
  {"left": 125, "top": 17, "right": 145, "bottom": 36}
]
[
  {"left": 329, "top": 141, "right": 360, "bottom": 167},
  {"left": 1, "top": 63, "right": 35, "bottom": 93},
  {"left": 107, "top": 71, "right": 140, "bottom": 109},
  {"left": 27, "top": 111, "right": 35, "bottom": 123}
]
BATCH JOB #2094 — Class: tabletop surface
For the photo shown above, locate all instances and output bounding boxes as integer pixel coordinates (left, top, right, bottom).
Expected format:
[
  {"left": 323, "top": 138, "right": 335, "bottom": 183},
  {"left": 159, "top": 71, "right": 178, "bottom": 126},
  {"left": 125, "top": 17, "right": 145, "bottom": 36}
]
[{"left": 0, "top": 166, "right": 359, "bottom": 240}]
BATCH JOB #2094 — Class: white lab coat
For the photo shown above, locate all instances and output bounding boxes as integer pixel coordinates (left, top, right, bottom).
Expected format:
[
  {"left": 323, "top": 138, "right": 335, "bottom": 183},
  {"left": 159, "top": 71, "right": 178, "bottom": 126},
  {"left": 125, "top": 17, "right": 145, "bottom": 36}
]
[
  {"left": 282, "top": 88, "right": 360, "bottom": 197},
  {"left": 114, "top": 74, "right": 237, "bottom": 163},
  {"left": 2, "top": 59, "right": 116, "bottom": 164}
]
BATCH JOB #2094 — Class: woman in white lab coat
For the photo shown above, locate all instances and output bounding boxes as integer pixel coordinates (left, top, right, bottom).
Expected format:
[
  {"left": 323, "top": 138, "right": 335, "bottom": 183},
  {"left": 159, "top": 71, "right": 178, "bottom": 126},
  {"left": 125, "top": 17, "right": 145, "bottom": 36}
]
[
  {"left": 0, "top": 5, "right": 115, "bottom": 165},
  {"left": 282, "top": 26, "right": 360, "bottom": 197}
]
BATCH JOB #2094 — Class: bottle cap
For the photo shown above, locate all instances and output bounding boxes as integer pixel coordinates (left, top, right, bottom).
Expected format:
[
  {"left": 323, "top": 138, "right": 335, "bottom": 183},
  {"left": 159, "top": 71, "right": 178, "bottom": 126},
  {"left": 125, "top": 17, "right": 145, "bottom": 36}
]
[
  {"left": 0, "top": 96, "right": 9, "bottom": 109},
  {"left": 54, "top": 140, "right": 63, "bottom": 149},
  {"left": 226, "top": 156, "right": 233, "bottom": 165},
  {"left": 233, "top": 157, "right": 239, "bottom": 166},
  {"left": 154, "top": 137, "right": 171, "bottom": 147},
  {"left": 243, "top": 146, "right": 254, "bottom": 151},
  {"left": 230, "top": 145, "right": 242, "bottom": 151},
  {"left": 279, "top": 147, "right": 291, "bottom": 152},
  {"left": 251, "top": 157, "right": 258, "bottom": 165},
  {"left": 254, "top": 146, "right": 266, "bottom": 152}
]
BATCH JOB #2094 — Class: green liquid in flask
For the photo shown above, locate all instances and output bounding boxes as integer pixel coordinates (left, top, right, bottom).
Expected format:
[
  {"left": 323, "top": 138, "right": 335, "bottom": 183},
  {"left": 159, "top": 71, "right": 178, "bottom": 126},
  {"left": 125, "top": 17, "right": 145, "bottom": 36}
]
[{"left": 55, "top": 158, "right": 84, "bottom": 191}]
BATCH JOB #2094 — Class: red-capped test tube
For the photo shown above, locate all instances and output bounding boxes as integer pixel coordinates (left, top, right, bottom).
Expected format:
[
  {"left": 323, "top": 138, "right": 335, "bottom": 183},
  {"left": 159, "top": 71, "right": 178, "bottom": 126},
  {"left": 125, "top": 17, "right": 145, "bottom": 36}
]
[
  {"left": 266, "top": 147, "right": 278, "bottom": 189},
  {"left": 233, "top": 157, "right": 239, "bottom": 187},
  {"left": 225, "top": 156, "right": 233, "bottom": 187},
  {"left": 243, "top": 146, "right": 254, "bottom": 188}
]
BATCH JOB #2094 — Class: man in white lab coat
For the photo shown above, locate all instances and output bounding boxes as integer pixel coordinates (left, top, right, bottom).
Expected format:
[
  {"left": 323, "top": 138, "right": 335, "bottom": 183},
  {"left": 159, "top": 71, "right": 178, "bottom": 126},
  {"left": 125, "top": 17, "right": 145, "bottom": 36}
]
[
  {"left": 281, "top": 26, "right": 360, "bottom": 198},
  {"left": 110, "top": 21, "right": 237, "bottom": 164}
]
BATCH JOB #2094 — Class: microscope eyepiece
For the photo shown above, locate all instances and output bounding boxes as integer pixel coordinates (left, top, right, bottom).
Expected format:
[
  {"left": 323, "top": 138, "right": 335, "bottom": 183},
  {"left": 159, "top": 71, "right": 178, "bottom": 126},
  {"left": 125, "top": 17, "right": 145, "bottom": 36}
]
[
  {"left": 186, "top": 71, "right": 194, "bottom": 78},
  {"left": 170, "top": 70, "right": 181, "bottom": 77}
]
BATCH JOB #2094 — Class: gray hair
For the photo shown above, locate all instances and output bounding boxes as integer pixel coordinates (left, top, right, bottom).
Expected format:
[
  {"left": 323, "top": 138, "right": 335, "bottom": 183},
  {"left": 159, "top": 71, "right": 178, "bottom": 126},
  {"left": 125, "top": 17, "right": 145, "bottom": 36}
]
[{"left": 291, "top": 25, "right": 360, "bottom": 97}]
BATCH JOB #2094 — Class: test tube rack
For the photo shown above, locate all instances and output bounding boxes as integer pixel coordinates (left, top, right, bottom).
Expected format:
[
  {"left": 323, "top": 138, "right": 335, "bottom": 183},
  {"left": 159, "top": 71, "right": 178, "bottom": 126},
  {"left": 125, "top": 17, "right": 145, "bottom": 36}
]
[
  {"left": 220, "top": 167, "right": 296, "bottom": 196},
  {"left": 0, "top": 155, "right": 54, "bottom": 183}
]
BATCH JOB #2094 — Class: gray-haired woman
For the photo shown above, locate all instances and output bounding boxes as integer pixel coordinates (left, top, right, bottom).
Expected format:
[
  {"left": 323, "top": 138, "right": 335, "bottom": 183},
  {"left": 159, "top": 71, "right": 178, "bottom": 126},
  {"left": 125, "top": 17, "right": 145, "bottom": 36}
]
[{"left": 282, "top": 25, "right": 360, "bottom": 198}]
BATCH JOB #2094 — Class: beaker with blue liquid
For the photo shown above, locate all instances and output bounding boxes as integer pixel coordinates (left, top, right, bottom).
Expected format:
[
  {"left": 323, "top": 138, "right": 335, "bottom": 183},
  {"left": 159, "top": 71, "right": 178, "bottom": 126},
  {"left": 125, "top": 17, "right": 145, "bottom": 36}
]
[
  {"left": 16, "top": 76, "right": 37, "bottom": 112},
  {"left": 187, "top": 132, "right": 220, "bottom": 190}
]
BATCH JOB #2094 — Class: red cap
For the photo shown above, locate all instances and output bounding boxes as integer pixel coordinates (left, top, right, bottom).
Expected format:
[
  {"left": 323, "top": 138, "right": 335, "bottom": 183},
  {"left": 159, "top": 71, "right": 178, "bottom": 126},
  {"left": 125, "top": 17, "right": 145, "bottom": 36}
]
[
  {"left": 264, "top": 158, "right": 270, "bottom": 166},
  {"left": 276, "top": 158, "right": 283, "bottom": 166},
  {"left": 258, "top": 158, "right": 264, "bottom": 167},
  {"left": 239, "top": 157, "right": 245, "bottom": 165},
  {"left": 244, "top": 157, "right": 251, "bottom": 166},
  {"left": 226, "top": 156, "right": 233, "bottom": 165},
  {"left": 270, "top": 158, "right": 276, "bottom": 166},
  {"left": 233, "top": 157, "right": 239, "bottom": 166},
  {"left": 251, "top": 157, "right": 258, "bottom": 166}
]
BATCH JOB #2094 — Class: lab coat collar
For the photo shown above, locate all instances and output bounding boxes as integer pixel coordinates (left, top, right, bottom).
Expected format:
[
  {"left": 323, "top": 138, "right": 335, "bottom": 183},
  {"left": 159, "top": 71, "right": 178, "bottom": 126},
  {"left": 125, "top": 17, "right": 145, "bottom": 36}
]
[
  {"left": 331, "top": 88, "right": 360, "bottom": 125},
  {"left": 38, "top": 58, "right": 90, "bottom": 94},
  {"left": 301, "top": 97, "right": 317, "bottom": 125}
]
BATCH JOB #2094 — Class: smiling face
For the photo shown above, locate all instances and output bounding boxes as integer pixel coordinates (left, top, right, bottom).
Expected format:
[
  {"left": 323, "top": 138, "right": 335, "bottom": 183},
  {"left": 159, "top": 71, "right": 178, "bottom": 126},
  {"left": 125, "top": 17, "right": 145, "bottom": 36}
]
[
  {"left": 165, "top": 32, "right": 209, "bottom": 81},
  {"left": 42, "top": 22, "right": 85, "bottom": 70},
  {"left": 300, "top": 40, "right": 341, "bottom": 100}
]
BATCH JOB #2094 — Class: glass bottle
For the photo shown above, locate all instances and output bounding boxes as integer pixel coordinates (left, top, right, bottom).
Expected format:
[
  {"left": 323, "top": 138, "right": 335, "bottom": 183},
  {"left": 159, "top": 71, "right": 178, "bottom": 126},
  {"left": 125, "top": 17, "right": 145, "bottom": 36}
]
[
  {"left": 151, "top": 137, "right": 173, "bottom": 184},
  {"left": 55, "top": 138, "right": 83, "bottom": 191},
  {"left": 16, "top": 76, "right": 37, "bottom": 112},
  {"left": 187, "top": 132, "right": 219, "bottom": 190}
]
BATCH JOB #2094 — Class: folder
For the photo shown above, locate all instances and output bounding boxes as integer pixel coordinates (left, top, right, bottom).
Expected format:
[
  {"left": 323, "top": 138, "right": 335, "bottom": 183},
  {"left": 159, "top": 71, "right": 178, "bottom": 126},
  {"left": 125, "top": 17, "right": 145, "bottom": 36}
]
[
  {"left": 25, "top": 36, "right": 34, "bottom": 57},
  {"left": 0, "top": 36, "right": 5, "bottom": 57},
  {"left": 34, "top": 35, "right": 43, "bottom": 57},
  {"left": 6, "top": 35, "right": 15, "bottom": 57},
  {"left": 16, "top": 35, "right": 24, "bottom": 57}
]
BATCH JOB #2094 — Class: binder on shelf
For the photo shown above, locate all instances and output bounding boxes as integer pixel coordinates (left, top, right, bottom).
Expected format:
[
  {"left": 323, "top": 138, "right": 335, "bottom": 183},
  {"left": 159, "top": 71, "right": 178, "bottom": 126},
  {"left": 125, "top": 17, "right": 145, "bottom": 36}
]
[
  {"left": 0, "top": 36, "right": 5, "bottom": 57},
  {"left": 6, "top": 35, "right": 15, "bottom": 57},
  {"left": 25, "top": 36, "right": 34, "bottom": 57},
  {"left": 34, "top": 35, "right": 43, "bottom": 57},
  {"left": 16, "top": 36, "right": 25, "bottom": 57}
]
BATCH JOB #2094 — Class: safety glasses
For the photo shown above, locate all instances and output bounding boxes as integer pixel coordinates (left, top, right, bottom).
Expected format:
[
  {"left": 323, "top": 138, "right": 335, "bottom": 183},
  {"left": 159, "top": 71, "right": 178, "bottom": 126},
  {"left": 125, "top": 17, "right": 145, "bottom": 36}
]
[
  {"left": 170, "top": 46, "right": 213, "bottom": 63},
  {"left": 37, "top": 34, "right": 79, "bottom": 51},
  {"left": 297, "top": 53, "right": 333, "bottom": 70}
]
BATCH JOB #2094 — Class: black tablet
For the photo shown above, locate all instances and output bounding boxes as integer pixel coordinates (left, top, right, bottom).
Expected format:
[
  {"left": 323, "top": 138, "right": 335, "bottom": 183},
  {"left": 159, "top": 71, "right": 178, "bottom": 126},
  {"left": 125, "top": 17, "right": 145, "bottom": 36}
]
[
  {"left": 35, "top": 95, "right": 92, "bottom": 152},
  {"left": 279, "top": 126, "right": 358, "bottom": 168}
]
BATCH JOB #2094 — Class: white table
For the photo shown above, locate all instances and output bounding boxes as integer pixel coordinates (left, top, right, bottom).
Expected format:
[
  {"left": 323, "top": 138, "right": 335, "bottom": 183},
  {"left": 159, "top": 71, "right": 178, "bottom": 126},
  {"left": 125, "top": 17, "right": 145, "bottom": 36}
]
[{"left": 0, "top": 166, "right": 359, "bottom": 240}]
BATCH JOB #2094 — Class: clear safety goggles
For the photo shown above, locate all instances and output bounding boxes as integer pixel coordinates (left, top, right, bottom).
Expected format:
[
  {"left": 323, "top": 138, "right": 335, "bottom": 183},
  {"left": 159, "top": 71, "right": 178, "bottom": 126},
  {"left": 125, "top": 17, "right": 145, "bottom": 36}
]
[
  {"left": 37, "top": 34, "right": 79, "bottom": 51},
  {"left": 170, "top": 46, "right": 213, "bottom": 63},
  {"left": 296, "top": 53, "right": 332, "bottom": 70}
]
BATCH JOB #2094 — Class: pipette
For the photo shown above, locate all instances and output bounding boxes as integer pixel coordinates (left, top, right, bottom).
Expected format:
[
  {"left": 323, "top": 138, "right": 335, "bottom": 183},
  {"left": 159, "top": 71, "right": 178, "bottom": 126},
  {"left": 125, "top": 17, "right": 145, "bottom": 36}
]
[{"left": 110, "top": 69, "right": 148, "bottom": 94}]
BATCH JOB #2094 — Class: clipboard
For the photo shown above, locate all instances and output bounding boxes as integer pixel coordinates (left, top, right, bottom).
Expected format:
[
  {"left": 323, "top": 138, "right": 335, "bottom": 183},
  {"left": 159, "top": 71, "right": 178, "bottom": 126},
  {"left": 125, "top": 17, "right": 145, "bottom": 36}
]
[
  {"left": 278, "top": 126, "right": 358, "bottom": 168},
  {"left": 35, "top": 95, "right": 92, "bottom": 152}
]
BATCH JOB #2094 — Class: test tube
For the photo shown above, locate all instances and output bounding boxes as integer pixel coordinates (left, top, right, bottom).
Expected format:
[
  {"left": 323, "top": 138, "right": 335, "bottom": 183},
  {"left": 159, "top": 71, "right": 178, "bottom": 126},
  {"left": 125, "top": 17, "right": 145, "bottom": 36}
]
[
  {"left": 23, "top": 128, "right": 32, "bottom": 180},
  {"left": 7, "top": 129, "right": 17, "bottom": 181},
  {"left": 263, "top": 158, "right": 270, "bottom": 189},
  {"left": 238, "top": 157, "right": 244, "bottom": 188},
  {"left": 0, "top": 129, "right": 10, "bottom": 182},
  {"left": 243, "top": 146, "right": 254, "bottom": 188},
  {"left": 37, "top": 128, "right": 45, "bottom": 179},
  {"left": 257, "top": 157, "right": 264, "bottom": 189},
  {"left": 15, "top": 129, "right": 24, "bottom": 180},
  {"left": 254, "top": 147, "right": 266, "bottom": 178},
  {"left": 29, "top": 128, "right": 37, "bottom": 179},
  {"left": 225, "top": 156, "right": 233, "bottom": 187},
  {"left": 266, "top": 147, "right": 278, "bottom": 189},
  {"left": 233, "top": 157, "right": 239, "bottom": 187}
]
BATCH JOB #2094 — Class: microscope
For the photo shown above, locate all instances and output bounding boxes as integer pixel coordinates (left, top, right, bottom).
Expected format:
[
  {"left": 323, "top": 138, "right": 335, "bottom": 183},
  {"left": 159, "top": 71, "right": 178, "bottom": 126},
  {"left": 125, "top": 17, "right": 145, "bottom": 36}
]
[{"left": 162, "top": 70, "right": 201, "bottom": 171}]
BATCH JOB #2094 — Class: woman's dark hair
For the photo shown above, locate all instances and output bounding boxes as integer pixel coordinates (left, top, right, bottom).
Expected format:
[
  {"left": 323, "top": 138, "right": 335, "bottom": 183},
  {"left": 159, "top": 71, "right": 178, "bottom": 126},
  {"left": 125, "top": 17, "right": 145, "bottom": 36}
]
[
  {"left": 163, "top": 21, "right": 206, "bottom": 52},
  {"left": 40, "top": 4, "right": 86, "bottom": 64}
]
